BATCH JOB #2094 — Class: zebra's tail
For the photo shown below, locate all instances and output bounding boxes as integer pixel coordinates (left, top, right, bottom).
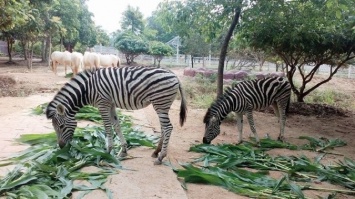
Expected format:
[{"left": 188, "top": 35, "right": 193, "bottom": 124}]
[{"left": 179, "top": 83, "right": 187, "bottom": 126}]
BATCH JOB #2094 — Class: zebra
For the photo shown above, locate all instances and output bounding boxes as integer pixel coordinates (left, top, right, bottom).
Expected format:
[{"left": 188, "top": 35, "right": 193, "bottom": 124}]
[
  {"left": 46, "top": 66, "right": 187, "bottom": 165},
  {"left": 203, "top": 76, "right": 291, "bottom": 145}
]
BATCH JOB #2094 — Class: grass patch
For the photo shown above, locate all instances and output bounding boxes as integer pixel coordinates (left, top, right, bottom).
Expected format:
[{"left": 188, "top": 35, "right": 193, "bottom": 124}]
[
  {"left": 0, "top": 104, "right": 158, "bottom": 198},
  {"left": 304, "top": 89, "right": 354, "bottom": 110},
  {"left": 174, "top": 138, "right": 355, "bottom": 198},
  {"left": 183, "top": 74, "right": 217, "bottom": 109}
]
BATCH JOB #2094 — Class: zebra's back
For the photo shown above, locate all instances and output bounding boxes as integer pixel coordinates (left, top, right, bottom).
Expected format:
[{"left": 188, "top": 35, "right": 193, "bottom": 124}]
[
  {"left": 93, "top": 67, "right": 181, "bottom": 110},
  {"left": 232, "top": 77, "right": 291, "bottom": 111}
]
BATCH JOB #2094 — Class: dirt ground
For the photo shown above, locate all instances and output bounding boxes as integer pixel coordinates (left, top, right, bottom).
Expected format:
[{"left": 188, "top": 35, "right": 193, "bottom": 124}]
[{"left": 1, "top": 60, "right": 355, "bottom": 199}]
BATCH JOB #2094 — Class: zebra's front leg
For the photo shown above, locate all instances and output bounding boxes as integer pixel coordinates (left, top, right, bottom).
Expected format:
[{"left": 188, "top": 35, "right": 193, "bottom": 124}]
[
  {"left": 246, "top": 111, "right": 260, "bottom": 146},
  {"left": 102, "top": 122, "right": 114, "bottom": 154},
  {"left": 236, "top": 113, "right": 244, "bottom": 144},
  {"left": 110, "top": 106, "right": 128, "bottom": 157}
]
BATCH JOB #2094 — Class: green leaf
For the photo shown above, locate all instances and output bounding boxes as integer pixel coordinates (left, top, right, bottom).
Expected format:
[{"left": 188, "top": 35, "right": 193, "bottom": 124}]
[{"left": 289, "top": 182, "right": 305, "bottom": 199}]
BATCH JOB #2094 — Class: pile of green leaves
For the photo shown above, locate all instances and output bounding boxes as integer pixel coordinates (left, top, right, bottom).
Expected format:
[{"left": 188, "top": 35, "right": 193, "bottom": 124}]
[
  {"left": 175, "top": 138, "right": 355, "bottom": 198},
  {"left": 0, "top": 105, "right": 158, "bottom": 198}
]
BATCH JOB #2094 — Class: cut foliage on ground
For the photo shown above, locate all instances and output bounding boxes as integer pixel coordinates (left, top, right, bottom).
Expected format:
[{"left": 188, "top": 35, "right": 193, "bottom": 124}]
[
  {"left": 174, "top": 138, "right": 354, "bottom": 199},
  {"left": 0, "top": 105, "right": 158, "bottom": 198}
]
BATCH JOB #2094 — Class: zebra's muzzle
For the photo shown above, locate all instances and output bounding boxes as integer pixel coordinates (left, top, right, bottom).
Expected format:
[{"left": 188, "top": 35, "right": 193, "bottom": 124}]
[
  {"left": 203, "top": 137, "right": 211, "bottom": 144},
  {"left": 58, "top": 140, "right": 66, "bottom": 148}
]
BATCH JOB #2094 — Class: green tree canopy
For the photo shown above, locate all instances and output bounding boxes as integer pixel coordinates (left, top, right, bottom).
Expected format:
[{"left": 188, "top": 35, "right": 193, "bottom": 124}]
[
  {"left": 114, "top": 31, "right": 149, "bottom": 64},
  {"left": 0, "top": 0, "right": 31, "bottom": 32},
  {"left": 148, "top": 41, "right": 173, "bottom": 67},
  {"left": 155, "top": 0, "right": 243, "bottom": 96},
  {"left": 96, "top": 26, "right": 110, "bottom": 46},
  {"left": 241, "top": 0, "right": 355, "bottom": 102},
  {"left": 120, "top": 5, "right": 145, "bottom": 34},
  {"left": 145, "top": 12, "right": 176, "bottom": 42}
]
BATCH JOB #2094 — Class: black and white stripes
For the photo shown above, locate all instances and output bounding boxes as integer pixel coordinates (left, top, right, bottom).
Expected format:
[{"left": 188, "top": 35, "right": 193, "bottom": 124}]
[
  {"left": 203, "top": 77, "right": 291, "bottom": 145},
  {"left": 46, "top": 66, "right": 187, "bottom": 165}
]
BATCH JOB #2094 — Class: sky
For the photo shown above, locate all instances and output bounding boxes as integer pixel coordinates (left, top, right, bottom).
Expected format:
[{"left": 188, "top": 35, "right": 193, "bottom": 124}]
[{"left": 86, "top": 0, "right": 164, "bottom": 34}]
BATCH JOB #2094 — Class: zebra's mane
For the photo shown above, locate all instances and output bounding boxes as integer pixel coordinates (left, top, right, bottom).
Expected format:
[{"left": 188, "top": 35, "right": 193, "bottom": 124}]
[
  {"left": 203, "top": 86, "right": 235, "bottom": 124},
  {"left": 46, "top": 69, "right": 97, "bottom": 119}
]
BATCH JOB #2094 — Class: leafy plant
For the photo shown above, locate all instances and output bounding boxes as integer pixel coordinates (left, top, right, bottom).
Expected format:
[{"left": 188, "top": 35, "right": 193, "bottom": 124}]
[
  {"left": 175, "top": 138, "right": 355, "bottom": 198},
  {"left": 31, "top": 102, "right": 48, "bottom": 115},
  {"left": 1, "top": 104, "right": 158, "bottom": 198},
  {"left": 65, "top": 72, "right": 73, "bottom": 78}
]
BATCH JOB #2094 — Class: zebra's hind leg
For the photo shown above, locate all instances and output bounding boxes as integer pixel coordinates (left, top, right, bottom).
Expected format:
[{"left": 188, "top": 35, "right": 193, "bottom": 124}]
[
  {"left": 154, "top": 113, "right": 173, "bottom": 165},
  {"left": 277, "top": 102, "right": 287, "bottom": 142},
  {"left": 246, "top": 111, "right": 260, "bottom": 146},
  {"left": 272, "top": 102, "right": 280, "bottom": 122},
  {"left": 151, "top": 133, "right": 163, "bottom": 158}
]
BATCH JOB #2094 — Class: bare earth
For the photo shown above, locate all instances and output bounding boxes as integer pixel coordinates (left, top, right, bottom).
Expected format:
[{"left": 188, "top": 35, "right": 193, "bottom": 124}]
[{"left": 0, "top": 61, "right": 355, "bottom": 199}]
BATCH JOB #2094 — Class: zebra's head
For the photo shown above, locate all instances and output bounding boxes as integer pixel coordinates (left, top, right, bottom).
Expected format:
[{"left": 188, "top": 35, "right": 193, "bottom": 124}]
[
  {"left": 203, "top": 110, "right": 221, "bottom": 144},
  {"left": 46, "top": 103, "right": 77, "bottom": 148}
]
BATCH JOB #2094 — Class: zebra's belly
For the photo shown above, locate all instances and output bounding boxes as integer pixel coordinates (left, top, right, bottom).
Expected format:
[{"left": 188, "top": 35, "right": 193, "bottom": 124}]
[{"left": 114, "top": 99, "right": 151, "bottom": 110}]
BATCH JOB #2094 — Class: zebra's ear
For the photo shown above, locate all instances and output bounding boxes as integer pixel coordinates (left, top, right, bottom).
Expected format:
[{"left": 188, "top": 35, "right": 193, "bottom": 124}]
[{"left": 56, "top": 104, "right": 65, "bottom": 115}]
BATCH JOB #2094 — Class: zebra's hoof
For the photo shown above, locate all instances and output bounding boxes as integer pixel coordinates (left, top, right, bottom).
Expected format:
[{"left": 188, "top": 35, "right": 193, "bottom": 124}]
[{"left": 154, "top": 159, "right": 162, "bottom": 165}]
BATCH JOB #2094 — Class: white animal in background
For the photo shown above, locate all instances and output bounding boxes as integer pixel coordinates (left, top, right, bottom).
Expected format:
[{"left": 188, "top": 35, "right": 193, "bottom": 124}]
[
  {"left": 83, "top": 52, "right": 100, "bottom": 70},
  {"left": 71, "top": 52, "right": 84, "bottom": 76},
  {"left": 50, "top": 51, "right": 72, "bottom": 75},
  {"left": 99, "top": 54, "right": 120, "bottom": 67}
]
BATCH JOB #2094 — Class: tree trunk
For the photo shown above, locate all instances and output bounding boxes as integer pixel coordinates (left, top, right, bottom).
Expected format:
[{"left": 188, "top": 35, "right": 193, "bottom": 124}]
[
  {"left": 47, "top": 35, "right": 52, "bottom": 68},
  {"left": 20, "top": 40, "right": 28, "bottom": 60},
  {"left": 27, "top": 41, "right": 34, "bottom": 71},
  {"left": 41, "top": 39, "right": 46, "bottom": 62},
  {"left": 296, "top": 93, "right": 305, "bottom": 102},
  {"left": 157, "top": 59, "right": 161, "bottom": 68},
  {"left": 6, "top": 37, "right": 14, "bottom": 63},
  {"left": 125, "top": 54, "right": 131, "bottom": 64},
  {"left": 217, "top": 6, "right": 242, "bottom": 96}
]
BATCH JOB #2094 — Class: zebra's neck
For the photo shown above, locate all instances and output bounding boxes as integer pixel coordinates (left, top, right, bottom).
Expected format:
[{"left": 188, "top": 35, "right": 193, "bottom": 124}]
[
  {"left": 208, "top": 91, "right": 237, "bottom": 122},
  {"left": 48, "top": 70, "right": 95, "bottom": 117}
]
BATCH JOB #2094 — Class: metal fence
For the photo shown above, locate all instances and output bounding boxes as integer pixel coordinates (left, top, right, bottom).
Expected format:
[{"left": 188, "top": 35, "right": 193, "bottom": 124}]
[
  {"left": 92, "top": 45, "right": 119, "bottom": 55},
  {"left": 132, "top": 54, "right": 355, "bottom": 79}
]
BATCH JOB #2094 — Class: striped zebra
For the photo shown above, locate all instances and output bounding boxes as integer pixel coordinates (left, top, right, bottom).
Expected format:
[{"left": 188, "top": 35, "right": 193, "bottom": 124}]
[
  {"left": 203, "top": 76, "right": 291, "bottom": 145},
  {"left": 46, "top": 66, "right": 187, "bottom": 165}
]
